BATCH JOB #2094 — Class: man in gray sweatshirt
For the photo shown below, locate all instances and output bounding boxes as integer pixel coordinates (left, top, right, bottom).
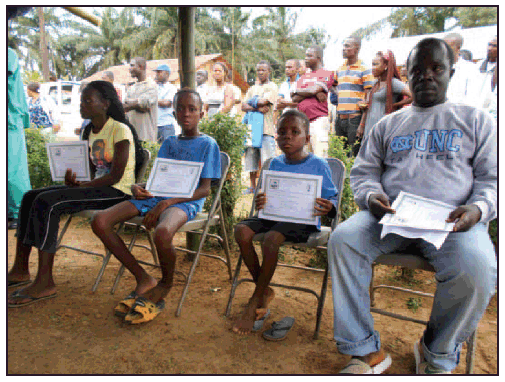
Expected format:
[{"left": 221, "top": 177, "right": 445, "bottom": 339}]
[{"left": 328, "top": 38, "right": 497, "bottom": 374}]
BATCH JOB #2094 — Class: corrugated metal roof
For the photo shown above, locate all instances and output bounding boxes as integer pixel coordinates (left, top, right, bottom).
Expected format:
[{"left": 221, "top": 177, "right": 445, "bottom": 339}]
[{"left": 83, "top": 53, "right": 250, "bottom": 93}]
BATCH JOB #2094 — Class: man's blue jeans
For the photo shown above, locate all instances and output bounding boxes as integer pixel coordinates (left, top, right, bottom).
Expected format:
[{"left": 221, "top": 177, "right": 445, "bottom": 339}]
[
  {"left": 328, "top": 210, "right": 496, "bottom": 372},
  {"left": 157, "top": 124, "right": 176, "bottom": 143}
]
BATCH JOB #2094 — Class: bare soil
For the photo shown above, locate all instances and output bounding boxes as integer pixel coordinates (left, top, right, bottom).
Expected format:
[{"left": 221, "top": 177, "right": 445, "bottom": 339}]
[{"left": 7, "top": 196, "right": 497, "bottom": 375}]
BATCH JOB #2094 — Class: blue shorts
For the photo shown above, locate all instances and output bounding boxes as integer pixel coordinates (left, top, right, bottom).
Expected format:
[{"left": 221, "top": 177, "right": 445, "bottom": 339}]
[{"left": 128, "top": 197, "right": 199, "bottom": 222}]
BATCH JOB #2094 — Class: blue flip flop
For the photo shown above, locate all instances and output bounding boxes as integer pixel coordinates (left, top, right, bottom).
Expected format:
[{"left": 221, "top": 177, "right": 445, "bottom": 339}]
[
  {"left": 262, "top": 316, "right": 295, "bottom": 341},
  {"left": 8, "top": 279, "right": 31, "bottom": 288},
  {"left": 8, "top": 289, "right": 57, "bottom": 308},
  {"left": 252, "top": 309, "right": 270, "bottom": 332}
]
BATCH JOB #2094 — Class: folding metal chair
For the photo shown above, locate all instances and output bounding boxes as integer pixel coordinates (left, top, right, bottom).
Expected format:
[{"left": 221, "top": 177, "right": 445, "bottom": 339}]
[
  {"left": 225, "top": 157, "right": 346, "bottom": 339},
  {"left": 110, "top": 151, "right": 233, "bottom": 317},
  {"left": 370, "top": 253, "right": 477, "bottom": 374},
  {"left": 55, "top": 148, "right": 153, "bottom": 292}
]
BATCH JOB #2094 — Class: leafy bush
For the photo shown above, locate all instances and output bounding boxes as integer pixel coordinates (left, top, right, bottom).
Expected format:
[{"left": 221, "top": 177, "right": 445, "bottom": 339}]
[
  {"left": 24, "top": 128, "right": 61, "bottom": 189},
  {"left": 488, "top": 218, "right": 497, "bottom": 250},
  {"left": 199, "top": 113, "right": 249, "bottom": 241},
  {"left": 327, "top": 134, "right": 359, "bottom": 222},
  {"left": 140, "top": 140, "right": 161, "bottom": 183}
]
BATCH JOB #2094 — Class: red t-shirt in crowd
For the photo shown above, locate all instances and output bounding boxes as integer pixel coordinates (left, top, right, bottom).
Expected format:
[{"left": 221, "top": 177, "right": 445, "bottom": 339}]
[{"left": 295, "top": 68, "right": 334, "bottom": 121}]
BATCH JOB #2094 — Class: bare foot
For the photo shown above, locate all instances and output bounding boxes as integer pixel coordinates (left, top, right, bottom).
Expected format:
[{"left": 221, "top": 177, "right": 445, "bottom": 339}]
[
  {"left": 232, "top": 297, "right": 260, "bottom": 335},
  {"left": 138, "top": 282, "right": 171, "bottom": 303},
  {"left": 134, "top": 274, "right": 158, "bottom": 295},
  {"left": 8, "top": 283, "right": 57, "bottom": 306},
  {"left": 255, "top": 287, "right": 275, "bottom": 319}
]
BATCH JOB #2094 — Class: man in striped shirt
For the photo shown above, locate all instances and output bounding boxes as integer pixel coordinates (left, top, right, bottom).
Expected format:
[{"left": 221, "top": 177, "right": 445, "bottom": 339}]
[{"left": 331, "top": 37, "right": 374, "bottom": 156}]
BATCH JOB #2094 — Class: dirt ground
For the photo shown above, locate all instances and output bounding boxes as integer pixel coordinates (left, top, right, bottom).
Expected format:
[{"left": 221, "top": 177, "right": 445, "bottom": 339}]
[{"left": 7, "top": 196, "right": 497, "bottom": 375}]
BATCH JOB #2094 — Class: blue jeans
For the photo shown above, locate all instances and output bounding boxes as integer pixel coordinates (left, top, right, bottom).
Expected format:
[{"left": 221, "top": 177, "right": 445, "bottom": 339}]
[
  {"left": 157, "top": 124, "right": 176, "bottom": 143},
  {"left": 328, "top": 210, "right": 496, "bottom": 371}
]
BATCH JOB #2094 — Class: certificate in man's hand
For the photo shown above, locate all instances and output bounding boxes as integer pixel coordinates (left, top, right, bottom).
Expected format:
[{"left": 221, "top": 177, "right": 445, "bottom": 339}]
[
  {"left": 380, "top": 191, "right": 456, "bottom": 231},
  {"left": 146, "top": 158, "right": 204, "bottom": 198},
  {"left": 258, "top": 170, "right": 322, "bottom": 225},
  {"left": 46, "top": 141, "right": 91, "bottom": 182}
]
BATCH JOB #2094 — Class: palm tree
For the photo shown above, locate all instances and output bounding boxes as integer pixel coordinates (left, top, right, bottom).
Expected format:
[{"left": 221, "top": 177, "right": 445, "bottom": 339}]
[
  {"left": 65, "top": 7, "right": 138, "bottom": 78},
  {"left": 8, "top": 7, "right": 67, "bottom": 76},
  {"left": 119, "top": 7, "right": 179, "bottom": 60}
]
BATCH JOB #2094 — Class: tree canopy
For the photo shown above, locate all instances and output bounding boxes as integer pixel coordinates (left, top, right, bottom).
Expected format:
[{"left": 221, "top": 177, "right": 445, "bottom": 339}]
[
  {"left": 352, "top": 7, "right": 497, "bottom": 40},
  {"left": 8, "top": 6, "right": 328, "bottom": 82}
]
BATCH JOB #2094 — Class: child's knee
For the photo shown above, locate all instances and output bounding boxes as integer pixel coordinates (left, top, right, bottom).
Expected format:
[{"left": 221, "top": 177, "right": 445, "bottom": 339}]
[
  {"left": 154, "top": 225, "right": 176, "bottom": 246},
  {"left": 261, "top": 231, "right": 285, "bottom": 252},
  {"left": 234, "top": 224, "right": 255, "bottom": 244},
  {"left": 91, "top": 212, "right": 109, "bottom": 236}
]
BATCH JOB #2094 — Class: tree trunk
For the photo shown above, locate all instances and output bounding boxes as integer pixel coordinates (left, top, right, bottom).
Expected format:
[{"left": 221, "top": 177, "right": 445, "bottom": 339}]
[{"left": 38, "top": 7, "right": 50, "bottom": 82}]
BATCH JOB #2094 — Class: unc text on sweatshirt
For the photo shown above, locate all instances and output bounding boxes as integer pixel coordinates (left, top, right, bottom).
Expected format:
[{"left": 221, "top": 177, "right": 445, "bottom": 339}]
[{"left": 351, "top": 102, "right": 497, "bottom": 223}]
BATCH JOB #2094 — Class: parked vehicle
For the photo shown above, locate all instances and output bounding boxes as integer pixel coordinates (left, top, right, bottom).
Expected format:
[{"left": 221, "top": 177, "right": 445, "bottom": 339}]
[{"left": 39, "top": 81, "right": 82, "bottom": 140}]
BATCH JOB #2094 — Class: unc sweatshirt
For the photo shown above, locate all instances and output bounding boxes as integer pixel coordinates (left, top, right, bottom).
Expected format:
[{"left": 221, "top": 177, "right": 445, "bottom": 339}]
[{"left": 351, "top": 102, "right": 497, "bottom": 223}]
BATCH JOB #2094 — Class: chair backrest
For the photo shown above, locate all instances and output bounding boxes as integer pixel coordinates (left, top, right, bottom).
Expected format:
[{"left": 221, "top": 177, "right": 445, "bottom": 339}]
[
  {"left": 325, "top": 158, "right": 346, "bottom": 226},
  {"left": 249, "top": 157, "right": 347, "bottom": 225},
  {"left": 136, "top": 148, "right": 151, "bottom": 183},
  {"left": 206, "top": 152, "right": 231, "bottom": 216},
  {"left": 211, "top": 152, "right": 230, "bottom": 189}
]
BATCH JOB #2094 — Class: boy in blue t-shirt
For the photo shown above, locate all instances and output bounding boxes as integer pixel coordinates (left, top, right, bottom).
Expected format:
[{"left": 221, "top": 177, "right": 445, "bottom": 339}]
[
  {"left": 92, "top": 89, "right": 221, "bottom": 324},
  {"left": 232, "top": 109, "right": 339, "bottom": 335}
]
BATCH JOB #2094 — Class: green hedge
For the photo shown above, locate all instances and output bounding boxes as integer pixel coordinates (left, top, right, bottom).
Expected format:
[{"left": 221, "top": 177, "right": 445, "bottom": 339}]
[
  {"left": 25, "top": 128, "right": 61, "bottom": 189},
  {"left": 327, "top": 134, "right": 359, "bottom": 222},
  {"left": 199, "top": 113, "right": 249, "bottom": 241}
]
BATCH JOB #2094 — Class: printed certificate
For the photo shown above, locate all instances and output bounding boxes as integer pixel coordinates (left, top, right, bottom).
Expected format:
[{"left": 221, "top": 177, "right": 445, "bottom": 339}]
[
  {"left": 380, "top": 191, "right": 456, "bottom": 231},
  {"left": 258, "top": 170, "right": 322, "bottom": 225},
  {"left": 146, "top": 158, "right": 204, "bottom": 198},
  {"left": 46, "top": 141, "right": 91, "bottom": 182}
]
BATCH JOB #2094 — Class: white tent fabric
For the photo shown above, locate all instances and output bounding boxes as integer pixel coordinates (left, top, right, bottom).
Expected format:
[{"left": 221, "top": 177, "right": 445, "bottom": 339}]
[{"left": 359, "top": 25, "right": 497, "bottom": 67}]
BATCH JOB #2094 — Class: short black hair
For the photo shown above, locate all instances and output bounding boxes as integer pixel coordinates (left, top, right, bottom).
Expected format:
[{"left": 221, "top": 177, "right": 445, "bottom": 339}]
[
  {"left": 308, "top": 45, "right": 324, "bottom": 61},
  {"left": 173, "top": 87, "right": 203, "bottom": 111},
  {"left": 406, "top": 38, "right": 455, "bottom": 70},
  {"left": 460, "top": 49, "right": 473, "bottom": 61},
  {"left": 213, "top": 61, "right": 228, "bottom": 75},
  {"left": 132, "top": 57, "right": 146, "bottom": 69},
  {"left": 257, "top": 60, "right": 272, "bottom": 72},
  {"left": 277, "top": 109, "right": 310, "bottom": 135},
  {"left": 345, "top": 36, "right": 362, "bottom": 51},
  {"left": 27, "top": 82, "right": 40, "bottom": 93}
]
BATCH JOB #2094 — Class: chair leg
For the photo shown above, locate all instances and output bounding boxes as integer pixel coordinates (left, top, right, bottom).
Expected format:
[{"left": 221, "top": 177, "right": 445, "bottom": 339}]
[
  {"left": 91, "top": 251, "right": 112, "bottom": 293},
  {"left": 55, "top": 214, "right": 74, "bottom": 250},
  {"left": 465, "top": 329, "right": 477, "bottom": 374},
  {"left": 91, "top": 222, "right": 125, "bottom": 293},
  {"left": 217, "top": 205, "right": 233, "bottom": 280},
  {"left": 145, "top": 229, "right": 159, "bottom": 266},
  {"left": 110, "top": 224, "right": 140, "bottom": 295},
  {"left": 175, "top": 222, "right": 213, "bottom": 317},
  {"left": 313, "top": 254, "right": 329, "bottom": 340},
  {"left": 225, "top": 254, "right": 243, "bottom": 317},
  {"left": 370, "top": 263, "right": 376, "bottom": 307}
]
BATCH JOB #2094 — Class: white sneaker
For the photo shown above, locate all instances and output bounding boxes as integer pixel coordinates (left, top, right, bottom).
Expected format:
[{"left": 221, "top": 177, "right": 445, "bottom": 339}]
[{"left": 339, "top": 352, "right": 392, "bottom": 374}]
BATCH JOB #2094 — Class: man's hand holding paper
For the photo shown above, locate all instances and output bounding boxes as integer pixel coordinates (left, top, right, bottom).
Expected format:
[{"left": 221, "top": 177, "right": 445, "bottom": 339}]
[
  {"left": 446, "top": 204, "right": 482, "bottom": 232},
  {"left": 378, "top": 191, "right": 463, "bottom": 249}
]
